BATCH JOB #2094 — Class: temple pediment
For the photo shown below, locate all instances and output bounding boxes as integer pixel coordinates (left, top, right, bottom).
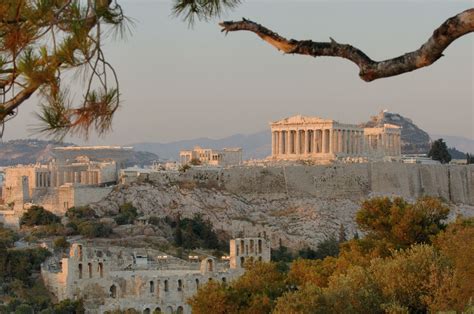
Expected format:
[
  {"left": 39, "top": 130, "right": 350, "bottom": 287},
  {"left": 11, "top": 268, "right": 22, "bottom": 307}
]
[{"left": 271, "top": 115, "right": 334, "bottom": 125}]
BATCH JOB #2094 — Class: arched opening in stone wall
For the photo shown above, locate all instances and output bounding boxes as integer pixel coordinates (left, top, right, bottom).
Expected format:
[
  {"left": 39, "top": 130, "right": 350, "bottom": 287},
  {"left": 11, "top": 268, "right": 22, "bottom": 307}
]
[
  {"left": 165, "top": 306, "right": 173, "bottom": 314},
  {"left": 258, "top": 256, "right": 262, "bottom": 262},
  {"left": 98, "top": 262, "right": 103, "bottom": 278},
  {"left": 222, "top": 277, "right": 226, "bottom": 284},
  {"left": 153, "top": 307, "right": 162, "bottom": 314},
  {"left": 149, "top": 281, "right": 154, "bottom": 293},
  {"left": 78, "top": 245, "right": 83, "bottom": 261},
  {"left": 207, "top": 259, "right": 213, "bottom": 272},
  {"left": 195, "top": 278, "right": 200, "bottom": 289},
  {"left": 143, "top": 308, "right": 151, "bottom": 314},
  {"left": 250, "top": 240, "right": 254, "bottom": 254},
  {"left": 78, "top": 263, "right": 83, "bottom": 279},
  {"left": 240, "top": 257, "right": 245, "bottom": 268},
  {"left": 164, "top": 280, "right": 168, "bottom": 292},
  {"left": 110, "top": 285, "right": 117, "bottom": 298},
  {"left": 88, "top": 263, "right": 92, "bottom": 278},
  {"left": 177, "top": 306, "right": 184, "bottom": 314},
  {"left": 177, "top": 279, "right": 182, "bottom": 292},
  {"left": 258, "top": 239, "right": 262, "bottom": 254}
]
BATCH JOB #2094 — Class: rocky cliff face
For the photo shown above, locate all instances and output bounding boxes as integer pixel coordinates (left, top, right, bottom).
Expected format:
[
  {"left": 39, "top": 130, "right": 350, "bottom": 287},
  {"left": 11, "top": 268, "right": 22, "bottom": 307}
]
[
  {"left": 93, "top": 164, "right": 474, "bottom": 250},
  {"left": 361, "top": 111, "right": 431, "bottom": 154}
]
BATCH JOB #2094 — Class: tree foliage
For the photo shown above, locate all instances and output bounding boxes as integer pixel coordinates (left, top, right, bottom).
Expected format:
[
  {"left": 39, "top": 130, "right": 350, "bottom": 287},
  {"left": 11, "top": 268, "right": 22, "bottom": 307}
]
[
  {"left": 356, "top": 196, "right": 450, "bottom": 248},
  {"left": 0, "top": 222, "right": 18, "bottom": 249},
  {"left": 20, "top": 205, "right": 60, "bottom": 226},
  {"left": 172, "top": 213, "right": 223, "bottom": 250},
  {"left": 0, "top": 0, "right": 130, "bottom": 138},
  {"left": 66, "top": 206, "right": 112, "bottom": 238},
  {"left": 189, "top": 261, "right": 286, "bottom": 314},
  {"left": 114, "top": 202, "right": 138, "bottom": 225},
  {"left": 428, "top": 138, "right": 452, "bottom": 164},
  {"left": 190, "top": 197, "right": 474, "bottom": 313}
]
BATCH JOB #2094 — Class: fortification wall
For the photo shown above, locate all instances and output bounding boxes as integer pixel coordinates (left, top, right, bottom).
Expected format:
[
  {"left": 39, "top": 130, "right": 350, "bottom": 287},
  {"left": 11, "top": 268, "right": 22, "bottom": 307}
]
[{"left": 148, "top": 163, "right": 474, "bottom": 205}]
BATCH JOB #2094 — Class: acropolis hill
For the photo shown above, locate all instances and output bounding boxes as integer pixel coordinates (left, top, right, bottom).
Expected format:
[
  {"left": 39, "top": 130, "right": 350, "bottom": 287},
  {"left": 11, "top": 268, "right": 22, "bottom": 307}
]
[{"left": 94, "top": 162, "right": 474, "bottom": 250}]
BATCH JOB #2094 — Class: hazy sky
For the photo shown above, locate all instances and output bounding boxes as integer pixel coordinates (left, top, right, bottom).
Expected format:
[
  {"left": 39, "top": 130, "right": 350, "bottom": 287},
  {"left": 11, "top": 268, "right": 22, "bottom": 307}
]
[{"left": 3, "top": 0, "right": 473, "bottom": 145}]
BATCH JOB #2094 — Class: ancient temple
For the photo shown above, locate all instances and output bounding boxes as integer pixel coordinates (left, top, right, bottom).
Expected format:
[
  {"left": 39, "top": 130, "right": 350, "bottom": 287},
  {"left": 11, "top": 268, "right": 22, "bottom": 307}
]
[{"left": 270, "top": 115, "right": 401, "bottom": 162}]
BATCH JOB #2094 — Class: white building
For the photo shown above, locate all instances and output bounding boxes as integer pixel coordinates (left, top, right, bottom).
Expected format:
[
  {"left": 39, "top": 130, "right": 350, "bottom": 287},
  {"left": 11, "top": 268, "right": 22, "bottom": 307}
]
[
  {"left": 179, "top": 146, "right": 242, "bottom": 167},
  {"left": 270, "top": 115, "right": 401, "bottom": 163}
]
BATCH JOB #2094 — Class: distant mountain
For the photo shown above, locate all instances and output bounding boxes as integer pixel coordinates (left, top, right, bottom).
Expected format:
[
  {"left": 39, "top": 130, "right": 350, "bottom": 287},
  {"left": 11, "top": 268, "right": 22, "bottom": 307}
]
[
  {"left": 0, "top": 139, "right": 158, "bottom": 167},
  {"left": 361, "top": 111, "right": 431, "bottom": 154},
  {"left": 0, "top": 139, "right": 75, "bottom": 166},
  {"left": 131, "top": 131, "right": 271, "bottom": 161}
]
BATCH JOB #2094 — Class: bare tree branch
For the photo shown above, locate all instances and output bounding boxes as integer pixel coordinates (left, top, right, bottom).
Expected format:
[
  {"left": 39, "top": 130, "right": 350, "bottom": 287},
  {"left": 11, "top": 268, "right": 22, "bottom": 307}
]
[{"left": 219, "top": 8, "right": 474, "bottom": 82}]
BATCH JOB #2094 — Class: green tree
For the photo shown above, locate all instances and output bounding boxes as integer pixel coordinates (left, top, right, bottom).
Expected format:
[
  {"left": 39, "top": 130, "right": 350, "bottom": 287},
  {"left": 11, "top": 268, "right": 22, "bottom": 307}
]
[
  {"left": 338, "top": 224, "right": 347, "bottom": 243},
  {"left": 114, "top": 203, "right": 138, "bottom": 225},
  {"left": 53, "top": 236, "right": 70, "bottom": 253},
  {"left": 427, "top": 218, "right": 474, "bottom": 312},
  {"left": 14, "top": 304, "right": 34, "bottom": 314},
  {"left": 66, "top": 206, "right": 96, "bottom": 220},
  {"left": 52, "top": 299, "right": 85, "bottom": 314},
  {"left": 428, "top": 138, "right": 452, "bottom": 164},
  {"left": 76, "top": 221, "right": 112, "bottom": 238},
  {"left": 314, "top": 235, "right": 340, "bottom": 259},
  {"left": 189, "top": 261, "right": 287, "bottom": 314},
  {"left": 467, "top": 153, "right": 474, "bottom": 164},
  {"left": 356, "top": 196, "right": 450, "bottom": 248},
  {"left": 20, "top": 206, "right": 60, "bottom": 226},
  {"left": 0, "top": 222, "right": 18, "bottom": 249},
  {"left": 174, "top": 213, "right": 183, "bottom": 247}
]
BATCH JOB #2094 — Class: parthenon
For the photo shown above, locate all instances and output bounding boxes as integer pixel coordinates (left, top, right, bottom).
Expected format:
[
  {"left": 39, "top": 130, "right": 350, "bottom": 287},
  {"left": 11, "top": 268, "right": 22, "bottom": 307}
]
[{"left": 270, "top": 115, "right": 401, "bottom": 162}]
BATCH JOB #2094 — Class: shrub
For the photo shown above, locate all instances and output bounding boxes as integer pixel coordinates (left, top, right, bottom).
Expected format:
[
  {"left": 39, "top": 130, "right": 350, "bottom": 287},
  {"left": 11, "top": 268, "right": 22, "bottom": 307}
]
[
  {"left": 0, "top": 223, "right": 19, "bottom": 249},
  {"left": 76, "top": 221, "right": 112, "bottom": 238},
  {"left": 114, "top": 203, "right": 138, "bottom": 225},
  {"left": 171, "top": 214, "right": 224, "bottom": 250},
  {"left": 53, "top": 236, "right": 70, "bottom": 252},
  {"left": 66, "top": 206, "right": 96, "bottom": 219},
  {"left": 20, "top": 206, "right": 60, "bottom": 226}
]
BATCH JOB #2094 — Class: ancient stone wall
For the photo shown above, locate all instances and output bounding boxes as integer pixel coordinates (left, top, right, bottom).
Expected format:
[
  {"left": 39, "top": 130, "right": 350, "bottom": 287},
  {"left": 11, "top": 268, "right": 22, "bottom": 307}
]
[
  {"left": 148, "top": 163, "right": 474, "bottom": 205},
  {"left": 42, "top": 239, "right": 269, "bottom": 313}
]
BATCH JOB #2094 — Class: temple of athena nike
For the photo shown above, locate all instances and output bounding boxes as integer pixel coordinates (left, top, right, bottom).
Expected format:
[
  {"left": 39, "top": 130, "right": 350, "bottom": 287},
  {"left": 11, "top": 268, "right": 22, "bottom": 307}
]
[{"left": 270, "top": 115, "right": 401, "bottom": 163}]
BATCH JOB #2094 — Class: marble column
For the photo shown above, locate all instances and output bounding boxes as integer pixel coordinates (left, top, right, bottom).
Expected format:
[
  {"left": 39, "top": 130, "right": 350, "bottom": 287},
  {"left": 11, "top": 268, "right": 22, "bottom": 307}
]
[
  {"left": 313, "top": 130, "right": 319, "bottom": 154},
  {"left": 278, "top": 131, "right": 284, "bottom": 156},
  {"left": 286, "top": 130, "right": 291, "bottom": 154},
  {"left": 341, "top": 130, "right": 346, "bottom": 154},
  {"left": 304, "top": 130, "right": 309, "bottom": 155},
  {"left": 329, "top": 129, "right": 334, "bottom": 154},
  {"left": 271, "top": 132, "right": 276, "bottom": 156},
  {"left": 295, "top": 130, "right": 301, "bottom": 155},
  {"left": 320, "top": 129, "right": 326, "bottom": 153},
  {"left": 348, "top": 131, "right": 353, "bottom": 155}
]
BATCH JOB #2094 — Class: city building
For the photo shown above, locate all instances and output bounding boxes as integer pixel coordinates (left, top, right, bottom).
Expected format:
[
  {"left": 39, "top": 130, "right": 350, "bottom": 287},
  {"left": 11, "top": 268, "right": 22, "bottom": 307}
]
[
  {"left": 179, "top": 146, "right": 242, "bottom": 167},
  {"left": 0, "top": 157, "right": 117, "bottom": 223}
]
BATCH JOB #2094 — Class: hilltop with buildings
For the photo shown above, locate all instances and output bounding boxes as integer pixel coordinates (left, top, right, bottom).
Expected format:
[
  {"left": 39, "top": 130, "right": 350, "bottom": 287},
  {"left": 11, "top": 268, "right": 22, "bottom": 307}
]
[
  {"left": 0, "top": 140, "right": 158, "bottom": 167},
  {"left": 0, "top": 113, "right": 473, "bottom": 313},
  {"left": 132, "top": 111, "right": 472, "bottom": 160}
]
